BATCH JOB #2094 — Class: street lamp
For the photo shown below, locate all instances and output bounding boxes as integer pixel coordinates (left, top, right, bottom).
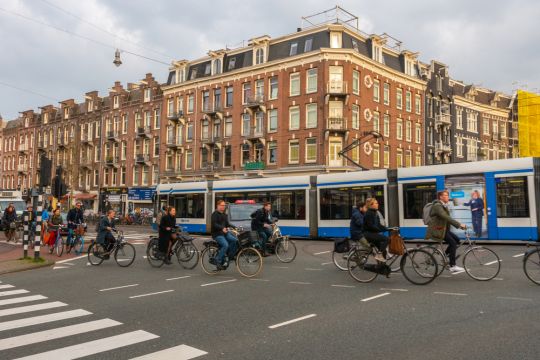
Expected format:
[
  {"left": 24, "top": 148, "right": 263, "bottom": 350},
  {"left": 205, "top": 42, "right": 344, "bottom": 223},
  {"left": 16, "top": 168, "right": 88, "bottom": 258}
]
[{"left": 338, "top": 130, "right": 384, "bottom": 170}]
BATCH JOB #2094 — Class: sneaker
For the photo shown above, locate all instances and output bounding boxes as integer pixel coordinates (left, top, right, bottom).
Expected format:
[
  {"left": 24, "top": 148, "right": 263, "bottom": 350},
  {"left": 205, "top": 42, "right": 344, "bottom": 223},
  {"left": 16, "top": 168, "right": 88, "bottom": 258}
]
[
  {"left": 449, "top": 265, "right": 464, "bottom": 273},
  {"left": 374, "top": 253, "right": 386, "bottom": 262}
]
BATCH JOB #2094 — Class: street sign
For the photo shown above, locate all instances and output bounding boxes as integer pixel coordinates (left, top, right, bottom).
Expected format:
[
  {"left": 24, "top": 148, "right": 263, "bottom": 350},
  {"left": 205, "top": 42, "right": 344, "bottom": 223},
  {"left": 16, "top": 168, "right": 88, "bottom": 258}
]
[{"left": 128, "top": 187, "right": 156, "bottom": 201}]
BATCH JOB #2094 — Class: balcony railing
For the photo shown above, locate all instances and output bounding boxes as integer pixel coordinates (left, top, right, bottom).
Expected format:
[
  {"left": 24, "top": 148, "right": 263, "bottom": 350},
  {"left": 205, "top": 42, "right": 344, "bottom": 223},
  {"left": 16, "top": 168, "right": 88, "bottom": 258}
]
[
  {"left": 135, "top": 154, "right": 151, "bottom": 164},
  {"left": 245, "top": 95, "right": 265, "bottom": 107},
  {"left": 202, "top": 104, "right": 223, "bottom": 116},
  {"left": 326, "top": 81, "right": 348, "bottom": 95},
  {"left": 201, "top": 134, "right": 222, "bottom": 144},
  {"left": 37, "top": 141, "right": 45, "bottom": 150},
  {"left": 491, "top": 133, "right": 501, "bottom": 141},
  {"left": 105, "top": 156, "right": 119, "bottom": 166},
  {"left": 107, "top": 130, "right": 119, "bottom": 141},
  {"left": 166, "top": 136, "right": 184, "bottom": 148},
  {"left": 18, "top": 144, "right": 29, "bottom": 153},
  {"left": 435, "top": 141, "right": 452, "bottom": 153},
  {"left": 326, "top": 117, "right": 347, "bottom": 131},
  {"left": 80, "top": 157, "right": 92, "bottom": 168},
  {"left": 167, "top": 110, "right": 184, "bottom": 122},
  {"left": 162, "top": 168, "right": 180, "bottom": 177},
  {"left": 435, "top": 113, "right": 451, "bottom": 126},
  {"left": 201, "top": 162, "right": 221, "bottom": 171},
  {"left": 17, "top": 164, "right": 28, "bottom": 173},
  {"left": 243, "top": 127, "right": 265, "bottom": 139},
  {"left": 137, "top": 126, "right": 152, "bottom": 138}
]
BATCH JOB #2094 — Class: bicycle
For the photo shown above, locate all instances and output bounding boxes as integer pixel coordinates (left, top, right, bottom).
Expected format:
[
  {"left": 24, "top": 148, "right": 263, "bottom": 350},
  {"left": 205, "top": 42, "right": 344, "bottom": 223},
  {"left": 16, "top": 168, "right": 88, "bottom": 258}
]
[
  {"left": 146, "top": 226, "right": 199, "bottom": 269},
  {"left": 200, "top": 227, "right": 263, "bottom": 278},
  {"left": 523, "top": 243, "right": 540, "bottom": 285},
  {"left": 253, "top": 223, "right": 297, "bottom": 263},
  {"left": 417, "top": 228, "right": 501, "bottom": 281},
  {"left": 66, "top": 223, "right": 86, "bottom": 255},
  {"left": 334, "top": 236, "right": 401, "bottom": 272},
  {"left": 347, "top": 228, "right": 438, "bottom": 285},
  {"left": 48, "top": 225, "right": 67, "bottom": 257},
  {"left": 5, "top": 221, "right": 22, "bottom": 243},
  {"left": 87, "top": 229, "right": 136, "bottom": 267}
]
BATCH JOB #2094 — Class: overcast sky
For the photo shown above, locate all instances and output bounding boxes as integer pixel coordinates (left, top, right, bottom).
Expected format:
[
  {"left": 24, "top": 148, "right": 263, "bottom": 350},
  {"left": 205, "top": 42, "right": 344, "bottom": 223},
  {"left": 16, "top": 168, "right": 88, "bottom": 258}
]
[{"left": 1, "top": 0, "right": 539, "bottom": 120}]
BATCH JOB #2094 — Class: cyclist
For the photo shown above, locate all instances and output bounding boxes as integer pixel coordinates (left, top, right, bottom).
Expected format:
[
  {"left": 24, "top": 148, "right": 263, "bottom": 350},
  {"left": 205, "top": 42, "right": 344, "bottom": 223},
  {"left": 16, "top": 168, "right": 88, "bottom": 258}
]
[
  {"left": 425, "top": 190, "right": 467, "bottom": 273},
  {"left": 96, "top": 209, "right": 117, "bottom": 259},
  {"left": 363, "top": 198, "right": 389, "bottom": 262},
  {"left": 2, "top": 204, "right": 17, "bottom": 242},
  {"left": 47, "top": 208, "right": 64, "bottom": 253},
  {"left": 25, "top": 205, "right": 37, "bottom": 244},
  {"left": 158, "top": 206, "right": 177, "bottom": 265},
  {"left": 66, "top": 202, "right": 85, "bottom": 251},
  {"left": 211, "top": 200, "right": 238, "bottom": 270},
  {"left": 350, "top": 200, "right": 368, "bottom": 244},
  {"left": 250, "top": 202, "right": 273, "bottom": 256}
]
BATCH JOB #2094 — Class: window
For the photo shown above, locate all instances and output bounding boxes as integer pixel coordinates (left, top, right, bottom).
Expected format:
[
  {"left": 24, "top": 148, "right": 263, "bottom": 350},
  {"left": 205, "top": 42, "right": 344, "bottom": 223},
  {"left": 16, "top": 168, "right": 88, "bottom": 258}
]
[
  {"left": 289, "top": 42, "right": 298, "bottom": 56},
  {"left": 225, "top": 117, "right": 232, "bottom": 137},
  {"left": 456, "top": 136, "right": 463, "bottom": 157},
  {"left": 496, "top": 176, "right": 529, "bottom": 217},
  {"left": 94, "top": 170, "right": 99, "bottom": 186},
  {"left": 187, "top": 94, "right": 194, "bottom": 113},
  {"left": 87, "top": 100, "right": 94, "bottom": 112},
  {"left": 383, "top": 145, "right": 390, "bottom": 168},
  {"left": 406, "top": 121, "right": 412, "bottom": 142},
  {"left": 304, "top": 38, "right": 313, "bottom": 52},
  {"left": 241, "top": 144, "right": 250, "bottom": 165},
  {"left": 415, "top": 152, "right": 422, "bottom": 166},
  {"left": 224, "top": 145, "right": 231, "bottom": 167},
  {"left": 352, "top": 70, "right": 360, "bottom": 95},
  {"left": 352, "top": 105, "right": 360, "bottom": 129},
  {"left": 396, "top": 148, "right": 403, "bottom": 168},
  {"left": 352, "top": 39, "right": 359, "bottom": 52},
  {"left": 201, "top": 120, "right": 209, "bottom": 140},
  {"left": 204, "top": 63, "right": 211, "bottom": 75},
  {"left": 483, "top": 118, "right": 490, "bottom": 135},
  {"left": 373, "top": 111, "right": 380, "bottom": 132},
  {"left": 255, "top": 48, "right": 264, "bottom": 65},
  {"left": 212, "top": 58, "right": 222, "bottom": 75},
  {"left": 242, "top": 114, "right": 251, "bottom": 136},
  {"left": 383, "top": 114, "right": 390, "bottom": 137},
  {"left": 406, "top": 91, "right": 412, "bottom": 112},
  {"left": 289, "top": 106, "right": 300, "bottom": 130},
  {"left": 289, "top": 141, "right": 299, "bottom": 163},
  {"left": 269, "top": 77, "right": 278, "bottom": 99},
  {"left": 144, "top": 88, "right": 151, "bottom": 102},
  {"left": 202, "top": 90, "right": 210, "bottom": 112},
  {"left": 330, "top": 32, "right": 341, "bottom": 48},
  {"left": 306, "top": 68, "right": 317, "bottom": 93},
  {"left": 396, "top": 118, "right": 403, "bottom": 140},
  {"left": 396, "top": 88, "right": 403, "bottom": 110},
  {"left": 456, "top": 108, "right": 463, "bottom": 129},
  {"left": 415, "top": 94, "right": 421, "bottom": 114},
  {"left": 268, "top": 109, "right": 278, "bottom": 132},
  {"left": 122, "top": 114, "right": 128, "bottom": 134},
  {"left": 492, "top": 120, "right": 499, "bottom": 135},
  {"left": 383, "top": 83, "right": 390, "bottom": 105},
  {"left": 121, "top": 141, "right": 127, "bottom": 160},
  {"left": 268, "top": 141, "right": 277, "bottom": 164},
  {"left": 290, "top": 73, "right": 300, "bottom": 96},
  {"left": 373, "top": 80, "right": 380, "bottom": 102},
  {"left": 172, "top": 193, "right": 205, "bottom": 219},
  {"left": 152, "top": 165, "right": 158, "bottom": 185},
  {"left": 228, "top": 57, "right": 236, "bottom": 71},
  {"left": 405, "top": 150, "right": 412, "bottom": 167},
  {"left": 185, "top": 150, "right": 193, "bottom": 169},
  {"left": 144, "top": 111, "right": 151, "bottom": 128},
  {"left": 214, "top": 88, "right": 222, "bottom": 110},
  {"left": 501, "top": 121, "right": 507, "bottom": 138},
  {"left": 190, "top": 68, "right": 197, "bottom": 80},
  {"left": 224, "top": 86, "right": 233, "bottom": 108},
  {"left": 319, "top": 185, "right": 385, "bottom": 220},
  {"left": 187, "top": 123, "right": 193, "bottom": 141},
  {"left": 154, "top": 109, "right": 160, "bottom": 129},
  {"left": 113, "top": 96, "right": 119, "bottom": 109},
  {"left": 372, "top": 144, "right": 380, "bottom": 167},
  {"left": 255, "top": 80, "right": 264, "bottom": 100},
  {"left": 403, "top": 183, "right": 436, "bottom": 219},
  {"left": 372, "top": 44, "right": 383, "bottom": 63},
  {"left": 242, "top": 83, "right": 251, "bottom": 104},
  {"left": 133, "top": 166, "right": 139, "bottom": 186},
  {"left": 415, "top": 123, "right": 421, "bottom": 144},
  {"left": 154, "top": 137, "right": 160, "bottom": 157},
  {"left": 141, "top": 166, "right": 149, "bottom": 185},
  {"left": 306, "top": 103, "right": 317, "bottom": 128},
  {"left": 306, "top": 138, "right": 317, "bottom": 162}
]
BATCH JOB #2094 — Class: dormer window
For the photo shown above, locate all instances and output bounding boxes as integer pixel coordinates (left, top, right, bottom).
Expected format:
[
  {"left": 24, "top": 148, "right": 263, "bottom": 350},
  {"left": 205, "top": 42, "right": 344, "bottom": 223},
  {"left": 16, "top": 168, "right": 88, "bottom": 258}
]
[
  {"left": 405, "top": 58, "right": 416, "bottom": 76},
  {"left": 144, "top": 88, "right": 151, "bottom": 102},
  {"left": 330, "top": 32, "right": 342, "bottom": 48},
  {"left": 304, "top": 38, "right": 313, "bottom": 52},
  {"left": 255, "top": 48, "right": 265, "bottom": 65},
  {"left": 113, "top": 95, "right": 119, "bottom": 109},
  {"left": 372, "top": 44, "right": 383, "bottom": 63},
  {"left": 24, "top": 118, "right": 29, "bottom": 127},
  {"left": 64, "top": 107, "right": 70, "bottom": 119},
  {"left": 289, "top": 42, "right": 298, "bottom": 56},
  {"left": 87, "top": 100, "right": 94, "bottom": 112},
  {"left": 351, "top": 39, "right": 359, "bottom": 52},
  {"left": 178, "top": 68, "right": 186, "bottom": 83},
  {"left": 212, "top": 58, "right": 222, "bottom": 75},
  {"left": 43, "top": 113, "right": 49, "bottom": 124},
  {"left": 228, "top": 57, "right": 236, "bottom": 71},
  {"left": 204, "top": 63, "right": 211, "bottom": 76},
  {"left": 190, "top": 68, "right": 198, "bottom": 80}
]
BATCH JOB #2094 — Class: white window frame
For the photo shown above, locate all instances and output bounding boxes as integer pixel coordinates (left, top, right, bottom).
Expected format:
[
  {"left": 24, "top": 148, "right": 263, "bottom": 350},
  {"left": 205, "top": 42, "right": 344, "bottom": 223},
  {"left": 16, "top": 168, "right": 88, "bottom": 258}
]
[
  {"left": 289, "top": 106, "right": 300, "bottom": 130},
  {"left": 306, "top": 103, "right": 317, "bottom": 128},
  {"left": 290, "top": 73, "right": 300, "bottom": 97},
  {"left": 288, "top": 140, "right": 299, "bottom": 164}
]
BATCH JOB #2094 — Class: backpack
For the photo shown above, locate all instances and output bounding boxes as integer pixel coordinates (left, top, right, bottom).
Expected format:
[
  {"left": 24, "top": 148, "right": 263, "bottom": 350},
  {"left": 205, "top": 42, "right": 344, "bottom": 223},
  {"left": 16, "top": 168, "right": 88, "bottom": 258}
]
[
  {"left": 422, "top": 203, "right": 434, "bottom": 225},
  {"left": 334, "top": 237, "right": 351, "bottom": 253}
]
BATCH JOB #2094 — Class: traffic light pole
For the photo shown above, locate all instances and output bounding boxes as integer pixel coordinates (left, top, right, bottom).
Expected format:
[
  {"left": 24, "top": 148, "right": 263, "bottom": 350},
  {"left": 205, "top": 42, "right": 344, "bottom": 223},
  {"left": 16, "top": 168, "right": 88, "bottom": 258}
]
[{"left": 34, "top": 194, "right": 43, "bottom": 260}]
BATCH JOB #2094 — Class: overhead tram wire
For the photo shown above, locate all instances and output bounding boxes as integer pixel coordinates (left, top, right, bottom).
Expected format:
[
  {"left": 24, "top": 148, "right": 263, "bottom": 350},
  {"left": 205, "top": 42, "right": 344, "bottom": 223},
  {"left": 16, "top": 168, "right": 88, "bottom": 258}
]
[
  {"left": 39, "top": 0, "right": 175, "bottom": 61},
  {"left": 0, "top": 6, "right": 170, "bottom": 66},
  {"left": 0, "top": 80, "right": 61, "bottom": 102}
]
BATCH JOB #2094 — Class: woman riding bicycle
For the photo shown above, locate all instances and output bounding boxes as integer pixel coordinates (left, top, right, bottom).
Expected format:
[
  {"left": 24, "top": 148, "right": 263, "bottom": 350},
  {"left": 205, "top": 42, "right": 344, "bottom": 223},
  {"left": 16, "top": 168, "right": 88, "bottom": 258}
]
[
  {"left": 363, "top": 198, "right": 389, "bottom": 262},
  {"left": 158, "top": 206, "right": 177, "bottom": 265},
  {"left": 47, "top": 208, "right": 64, "bottom": 253},
  {"left": 2, "top": 204, "right": 17, "bottom": 242}
]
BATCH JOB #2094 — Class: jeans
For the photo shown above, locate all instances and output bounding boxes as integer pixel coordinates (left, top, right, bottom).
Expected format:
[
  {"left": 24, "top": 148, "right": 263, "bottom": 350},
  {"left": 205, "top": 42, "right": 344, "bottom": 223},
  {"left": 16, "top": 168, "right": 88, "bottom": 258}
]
[
  {"left": 472, "top": 213, "right": 483, "bottom": 237},
  {"left": 444, "top": 230, "right": 460, "bottom": 266},
  {"left": 214, "top": 232, "right": 238, "bottom": 265},
  {"left": 67, "top": 228, "right": 74, "bottom": 245},
  {"left": 257, "top": 228, "right": 273, "bottom": 252}
]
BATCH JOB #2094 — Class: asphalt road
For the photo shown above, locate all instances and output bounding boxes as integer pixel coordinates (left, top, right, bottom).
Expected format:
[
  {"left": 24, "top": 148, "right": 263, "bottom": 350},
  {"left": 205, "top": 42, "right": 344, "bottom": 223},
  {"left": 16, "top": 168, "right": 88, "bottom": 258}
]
[{"left": 0, "top": 228, "right": 539, "bottom": 360}]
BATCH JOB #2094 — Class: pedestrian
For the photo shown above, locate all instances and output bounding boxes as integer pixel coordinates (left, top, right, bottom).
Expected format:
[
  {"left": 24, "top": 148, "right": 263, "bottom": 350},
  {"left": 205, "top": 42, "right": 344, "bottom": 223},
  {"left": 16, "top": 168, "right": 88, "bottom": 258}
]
[{"left": 464, "top": 190, "right": 484, "bottom": 238}]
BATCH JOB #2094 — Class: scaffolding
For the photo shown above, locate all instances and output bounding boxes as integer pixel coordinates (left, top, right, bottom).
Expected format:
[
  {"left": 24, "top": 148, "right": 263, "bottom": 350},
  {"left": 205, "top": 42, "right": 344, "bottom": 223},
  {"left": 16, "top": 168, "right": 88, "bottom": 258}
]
[{"left": 517, "top": 90, "right": 540, "bottom": 156}]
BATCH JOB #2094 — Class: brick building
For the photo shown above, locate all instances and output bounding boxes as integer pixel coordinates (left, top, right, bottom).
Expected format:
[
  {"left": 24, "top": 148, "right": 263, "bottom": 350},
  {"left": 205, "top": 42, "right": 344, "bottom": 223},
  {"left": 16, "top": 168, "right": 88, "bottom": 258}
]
[{"left": 1, "top": 118, "right": 22, "bottom": 190}]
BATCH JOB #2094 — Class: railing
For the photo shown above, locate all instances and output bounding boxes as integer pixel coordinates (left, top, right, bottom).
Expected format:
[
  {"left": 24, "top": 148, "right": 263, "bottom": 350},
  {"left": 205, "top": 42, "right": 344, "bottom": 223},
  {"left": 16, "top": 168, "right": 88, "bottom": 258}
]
[
  {"left": 435, "top": 141, "right": 452, "bottom": 153},
  {"left": 202, "top": 104, "right": 223, "bottom": 114},
  {"left": 202, "top": 134, "right": 222, "bottom": 144},
  {"left": 201, "top": 162, "right": 221, "bottom": 171},
  {"left": 167, "top": 110, "right": 184, "bottom": 120},
  {"left": 491, "top": 133, "right": 501, "bottom": 141},
  {"left": 17, "top": 164, "right": 28, "bottom": 173},
  {"left": 162, "top": 168, "right": 180, "bottom": 177},
  {"left": 435, "top": 113, "right": 451, "bottom": 125},
  {"left": 37, "top": 141, "right": 45, "bottom": 149},
  {"left": 326, "top": 81, "right": 348, "bottom": 94},
  {"left": 18, "top": 143, "right": 29, "bottom": 152},
  {"left": 137, "top": 127, "right": 152, "bottom": 137},
  {"left": 166, "top": 136, "right": 183, "bottom": 147},
  {"left": 326, "top": 117, "right": 347, "bottom": 130},
  {"left": 245, "top": 95, "right": 265, "bottom": 107},
  {"left": 107, "top": 130, "right": 119, "bottom": 140},
  {"left": 80, "top": 157, "right": 92, "bottom": 167},
  {"left": 105, "top": 156, "right": 119, "bottom": 166},
  {"left": 136, "top": 154, "right": 150, "bottom": 163},
  {"left": 245, "top": 127, "right": 265, "bottom": 138}
]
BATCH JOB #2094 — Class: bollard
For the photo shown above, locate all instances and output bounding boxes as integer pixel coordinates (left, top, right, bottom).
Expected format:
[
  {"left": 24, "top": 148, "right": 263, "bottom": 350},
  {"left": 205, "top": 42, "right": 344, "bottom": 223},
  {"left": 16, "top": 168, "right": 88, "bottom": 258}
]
[
  {"left": 34, "top": 195, "right": 43, "bottom": 260},
  {"left": 23, "top": 212, "right": 29, "bottom": 258}
]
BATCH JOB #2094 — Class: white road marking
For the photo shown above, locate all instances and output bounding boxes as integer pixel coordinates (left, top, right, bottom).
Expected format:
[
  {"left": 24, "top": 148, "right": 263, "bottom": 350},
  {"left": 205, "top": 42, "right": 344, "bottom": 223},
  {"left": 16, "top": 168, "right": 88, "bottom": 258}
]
[
  {"left": 493, "top": 277, "right": 504, "bottom": 281},
  {"left": 249, "top": 278, "right": 270, "bottom": 282},
  {"left": 321, "top": 262, "right": 333, "bottom": 266},
  {"left": 380, "top": 288, "right": 409, "bottom": 292},
  {"left": 434, "top": 291, "right": 467, "bottom": 296},
  {"left": 129, "top": 344, "right": 208, "bottom": 360},
  {"left": 305, "top": 268, "right": 323, "bottom": 271},
  {"left": 59, "top": 263, "right": 75, "bottom": 266},
  {"left": 361, "top": 292, "right": 391, "bottom": 302},
  {"left": 331, "top": 284, "right": 355, "bottom": 288},
  {"left": 53, "top": 266, "right": 68, "bottom": 270},
  {"left": 166, "top": 276, "right": 191, "bottom": 281},
  {"left": 99, "top": 284, "right": 139, "bottom": 292},
  {"left": 0, "top": 309, "right": 92, "bottom": 332},
  {"left": 14, "top": 330, "right": 159, "bottom": 360},
  {"left": 0, "top": 301, "right": 67, "bottom": 317},
  {"left": 0, "top": 289, "right": 29, "bottom": 297},
  {"left": 142, "top": 256, "right": 148, "bottom": 259},
  {"left": 129, "top": 290, "right": 174, "bottom": 299},
  {"left": 86, "top": 262, "right": 91, "bottom": 266},
  {"left": 496, "top": 296, "right": 533, "bottom": 302},
  {"left": 0, "top": 318, "right": 121, "bottom": 350},
  {"left": 0, "top": 295, "right": 46, "bottom": 306},
  {"left": 512, "top": 253, "right": 525, "bottom": 258},
  {"left": 289, "top": 281, "right": 312, "bottom": 285},
  {"left": 484, "top": 260, "right": 500, "bottom": 266},
  {"left": 272, "top": 266, "right": 289, "bottom": 269},
  {"left": 56, "top": 255, "right": 87, "bottom": 263},
  {"left": 313, "top": 251, "right": 331, "bottom": 255},
  {"left": 268, "top": 314, "right": 317, "bottom": 329},
  {"left": 200, "top": 279, "right": 237, "bottom": 287},
  {"left": 0, "top": 284, "right": 14, "bottom": 290}
]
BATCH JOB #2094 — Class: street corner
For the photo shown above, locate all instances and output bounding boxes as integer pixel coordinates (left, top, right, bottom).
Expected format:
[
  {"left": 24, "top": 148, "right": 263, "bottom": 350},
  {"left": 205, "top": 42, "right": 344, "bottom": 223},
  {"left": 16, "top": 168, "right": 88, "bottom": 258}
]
[{"left": 0, "top": 256, "right": 55, "bottom": 276}]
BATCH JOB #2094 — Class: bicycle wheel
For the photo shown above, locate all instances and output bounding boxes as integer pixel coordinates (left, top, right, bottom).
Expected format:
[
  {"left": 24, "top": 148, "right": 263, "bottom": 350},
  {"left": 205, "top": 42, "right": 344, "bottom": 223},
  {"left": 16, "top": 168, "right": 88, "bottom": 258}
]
[
  {"left": 412, "top": 246, "right": 445, "bottom": 277},
  {"left": 176, "top": 242, "right": 199, "bottom": 269},
  {"left": 200, "top": 245, "right": 220, "bottom": 275},
  {"left": 87, "top": 242, "right": 104, "bottom": 266},
  {"left": 275, "top": 238, "right": 297, "bottom": 263},
  {"left": 236, "top": 247, "right": 263, "bottom": 278},
  {"left": 114, "top": 243, "right": 136, "bottom": 267},
  {"left": 55, "top": 237, "right": 64, "bottom": 257},
  {"left": 400, "top": 249, "right": 438, "bottom": 285},
  {"left": 73, "top": 236, "right": 84, "bottom": 255},
  {"left": 347, "top": 249, "right": 378, "bottom": 283},
  {"left": 463, "top": 246, "right": 500, "bottom": 281},
  {"left": 524, "top": 248, "right": 540, "bottom": 285},
  {"left": 332, "top": 250, "right": 349, "bottom": 271},
  {"left": 146, "top": 238, "right": 164, "bottom": 268}
]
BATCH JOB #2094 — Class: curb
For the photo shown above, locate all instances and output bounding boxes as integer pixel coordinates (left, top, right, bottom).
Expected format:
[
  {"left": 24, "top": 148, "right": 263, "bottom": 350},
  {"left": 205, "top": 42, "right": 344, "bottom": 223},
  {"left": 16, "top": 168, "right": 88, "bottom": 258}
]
[{"left": 0, "top": 259, "right": 55, "bottom": 276}]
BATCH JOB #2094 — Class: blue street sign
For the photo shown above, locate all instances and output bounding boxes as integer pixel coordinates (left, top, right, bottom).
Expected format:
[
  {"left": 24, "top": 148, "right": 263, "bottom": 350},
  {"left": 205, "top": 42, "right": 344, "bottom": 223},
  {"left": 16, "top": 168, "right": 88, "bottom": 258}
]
[{"left": 128, "top": 187, "right": 156, "bottom": 201}]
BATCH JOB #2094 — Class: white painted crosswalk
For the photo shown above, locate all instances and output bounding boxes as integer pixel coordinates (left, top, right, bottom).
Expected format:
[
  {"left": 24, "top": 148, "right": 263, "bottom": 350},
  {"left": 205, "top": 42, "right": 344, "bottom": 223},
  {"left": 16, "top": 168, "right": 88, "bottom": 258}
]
[{"left": 0, "top": 283, "right": 208, "bottom": 359}]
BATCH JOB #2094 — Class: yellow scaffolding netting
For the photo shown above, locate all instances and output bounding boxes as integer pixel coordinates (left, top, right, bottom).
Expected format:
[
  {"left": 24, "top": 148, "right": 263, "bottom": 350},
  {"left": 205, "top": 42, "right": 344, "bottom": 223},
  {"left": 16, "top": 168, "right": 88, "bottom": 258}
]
[{"left": 518, "top": 90, "right": 540, "bottom": 157}]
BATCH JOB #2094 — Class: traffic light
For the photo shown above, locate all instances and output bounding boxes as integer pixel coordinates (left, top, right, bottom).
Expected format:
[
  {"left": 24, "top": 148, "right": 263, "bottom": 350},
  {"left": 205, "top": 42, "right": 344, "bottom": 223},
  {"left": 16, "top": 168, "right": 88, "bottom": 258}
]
[{"left": 39, "top": 156, "right": 52, "bottom": 188}]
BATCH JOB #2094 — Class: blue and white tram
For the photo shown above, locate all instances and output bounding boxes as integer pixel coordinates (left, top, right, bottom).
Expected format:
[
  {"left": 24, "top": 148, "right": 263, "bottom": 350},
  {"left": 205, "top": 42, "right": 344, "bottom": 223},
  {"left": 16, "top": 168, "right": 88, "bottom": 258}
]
[
  {"left": 212, "top": 176, "right": 311, "bottom": 237},
  {"left": 316, "top": 170, "right": 389, "bottom": 238},
  {"left": 397, "top": 157, "right": 539, "bottom": 241},
  {"left": 155, "top": 182, "right": 208, "bottom": 233}
]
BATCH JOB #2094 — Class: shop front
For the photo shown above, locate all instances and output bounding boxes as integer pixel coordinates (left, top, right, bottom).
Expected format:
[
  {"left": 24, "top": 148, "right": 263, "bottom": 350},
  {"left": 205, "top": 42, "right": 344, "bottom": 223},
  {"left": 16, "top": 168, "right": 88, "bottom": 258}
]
[
  {"left": 127, "top": 186, "right": 156, "bottom": 216},
  {"left": 99, "top": 187, "right": 128, "bottom": 215}
]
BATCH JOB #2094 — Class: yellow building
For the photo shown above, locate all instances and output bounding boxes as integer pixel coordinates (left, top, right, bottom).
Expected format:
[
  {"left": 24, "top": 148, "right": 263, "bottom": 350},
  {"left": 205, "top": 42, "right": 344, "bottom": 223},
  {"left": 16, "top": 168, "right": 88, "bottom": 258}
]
[{"left": 517, "top": 89, "right": 540, "bottom": 156}]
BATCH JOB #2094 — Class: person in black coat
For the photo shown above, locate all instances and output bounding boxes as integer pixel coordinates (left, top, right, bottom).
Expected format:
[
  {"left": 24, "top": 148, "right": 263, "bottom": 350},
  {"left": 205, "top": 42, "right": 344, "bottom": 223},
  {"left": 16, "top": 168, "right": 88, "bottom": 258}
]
[
  {"left": 158, "top": 207, "right": 177, "bottom": 264},
  {"left": 96, "top": 210, "right": 116, "bottom": 257},
  {"left": 251, "top": 202, "right": 273, "bottom": 255},
  {"left": 211, "top": 200, "right": 237, "bottom": 269},
  {"left": 349, "top": 201, "right": 367, "bottom": 241},
  {"left": 363, "top": 198, "right": 388, "bottom": 262}
]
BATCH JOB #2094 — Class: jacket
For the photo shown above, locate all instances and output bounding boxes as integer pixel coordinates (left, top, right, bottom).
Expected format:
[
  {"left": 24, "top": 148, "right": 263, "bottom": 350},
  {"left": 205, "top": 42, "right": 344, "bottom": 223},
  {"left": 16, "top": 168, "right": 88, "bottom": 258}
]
[
  {"left": 67, "top": 208, "right": 84, "bottom": 227},
  {"left": 424, "top": 200, "right": 461, "bottom": 242},
  {"left": 363, "top": 208, "right": 388, "bottom": 234},
  {"left": 251, "top": 208, "right": 272, "bottom": 232},
  {"left": 96, "top": 216, "right": 115, "bottom": 244},
  {"left": 2, "top": 209, "right": 16, "bottom": 224},
  {"left": 349, "top": 208, "right": 365, "bottom": 240},
  {"left": 464, "top": 198, "right": 484, "bottom": 217},
  {"left": 159, "top": 214, "right": 176, "bottom": 243},
  {"left": 211, "top": 210, "right": 234, "bottom": 238}
]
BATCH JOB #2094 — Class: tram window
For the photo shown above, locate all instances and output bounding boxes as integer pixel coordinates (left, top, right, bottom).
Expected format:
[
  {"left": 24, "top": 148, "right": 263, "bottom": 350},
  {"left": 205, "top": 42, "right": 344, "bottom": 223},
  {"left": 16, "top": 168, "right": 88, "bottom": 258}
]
[
  {"left": 173, "top": 193, "right": 205, "bottom": 218},
  {"left": 403, "top": 183, "right": 437, "bottom": 219},
  {"left": 496, "top": 176, "right": 530, "bottom": 218},
  {"left": 320, "top": 186, "right": 385, "bottom": 220}
]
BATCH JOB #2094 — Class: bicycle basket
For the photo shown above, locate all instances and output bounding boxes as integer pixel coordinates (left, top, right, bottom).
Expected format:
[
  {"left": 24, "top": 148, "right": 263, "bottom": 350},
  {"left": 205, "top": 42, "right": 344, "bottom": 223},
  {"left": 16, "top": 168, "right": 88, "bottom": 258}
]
[{"left": 389, "top": 231, "right": 405, "bottom": 256}]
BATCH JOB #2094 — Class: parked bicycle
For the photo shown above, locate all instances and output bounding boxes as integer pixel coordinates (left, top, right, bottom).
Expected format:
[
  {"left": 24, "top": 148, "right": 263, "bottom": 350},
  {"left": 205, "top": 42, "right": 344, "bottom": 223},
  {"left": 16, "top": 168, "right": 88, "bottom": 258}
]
[
  {"left": 523, "top": 242, "right": 540, "bottom": 285},
  {"left": 347, "top": 228, "right": 438, "bottom": 285},
  {"left": 87, "top": 229, "right": 136, "bottom": 267},
  {"left": 417, "top": 228, "right": 501, "bottom": 281},
  {"left": 146, "top": 226, "right": 199, "bottom": 269},
  {"left": 200, "top": 227, "right": 263, "bottom": 277}
]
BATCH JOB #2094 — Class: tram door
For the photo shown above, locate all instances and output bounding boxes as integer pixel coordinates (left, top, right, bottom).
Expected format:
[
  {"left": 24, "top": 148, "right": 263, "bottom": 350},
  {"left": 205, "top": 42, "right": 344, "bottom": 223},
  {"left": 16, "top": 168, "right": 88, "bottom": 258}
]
[{"left": 444, "top": 175, "right": 488, "bottom": 239}]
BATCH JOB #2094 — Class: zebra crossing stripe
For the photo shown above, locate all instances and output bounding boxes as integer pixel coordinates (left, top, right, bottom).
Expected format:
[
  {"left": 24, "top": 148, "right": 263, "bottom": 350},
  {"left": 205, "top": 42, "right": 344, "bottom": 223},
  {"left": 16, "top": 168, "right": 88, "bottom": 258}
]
[
  {"left": 130, "top": 344, "right": 208, "bottom": 360},
  {"left": 0, "top": 318, "right": 121, "bottom": 350},
  {"left": 0, "top": 301, "right": 67, "bottom": 317},
  {"left": 0, "top": 285, "right": 15, "bottom": 290},
  {"left": 0, "top": 289, "right": 29, "bottom": 297},
  {"left": 0, "top": 309, "right": 92, "bottom": 332},
  {"left": 13, "top": 330, "right": 159, "bottom": 360},
  {"left": 0, "top": 295, "right": 46, "bottom": 306}
]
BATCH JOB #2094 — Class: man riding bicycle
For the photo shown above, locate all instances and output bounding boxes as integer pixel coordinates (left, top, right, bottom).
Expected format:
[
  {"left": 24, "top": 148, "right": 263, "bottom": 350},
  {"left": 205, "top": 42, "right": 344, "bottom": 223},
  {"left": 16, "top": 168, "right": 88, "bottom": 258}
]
[
  {"left": 250, "top": 202, "right": 273, "bottom": 256},
  {"left": 158, "top": 206, "right": 177, "bottom": 265},
  {"left": 211, "top": 200, "right": 238, "bottom": 270},
  {"left": 96, "top": 209, "right": 117, "bottom": 259},
  {"left": 67, "top": 202, "right": 85, "bottom": 250}
]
